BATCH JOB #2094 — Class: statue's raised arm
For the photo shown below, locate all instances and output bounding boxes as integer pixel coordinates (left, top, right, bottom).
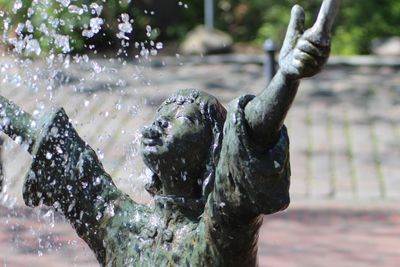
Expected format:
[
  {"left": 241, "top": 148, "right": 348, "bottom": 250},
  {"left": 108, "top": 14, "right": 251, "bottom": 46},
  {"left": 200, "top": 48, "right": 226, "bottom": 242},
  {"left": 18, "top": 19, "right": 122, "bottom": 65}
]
[
  {"left": 200, "top": 3, "right": 341, "bottom": 265},
  {"left": 0, "top": 95, "right": 36, "bottom": 151},
  {"left": 0, "top": 95, "right": 128, "bottom": 263},
  {"left": 244, "top": 0, "right": 340, "bottom": 147}
]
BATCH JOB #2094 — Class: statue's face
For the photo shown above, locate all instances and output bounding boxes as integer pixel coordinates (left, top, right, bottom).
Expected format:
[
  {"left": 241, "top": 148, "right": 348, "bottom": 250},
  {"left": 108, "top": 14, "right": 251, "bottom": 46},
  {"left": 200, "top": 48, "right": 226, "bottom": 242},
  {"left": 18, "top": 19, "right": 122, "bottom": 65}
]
[{"left": 140, "top": 101, "right": 212, "bottom": 197}]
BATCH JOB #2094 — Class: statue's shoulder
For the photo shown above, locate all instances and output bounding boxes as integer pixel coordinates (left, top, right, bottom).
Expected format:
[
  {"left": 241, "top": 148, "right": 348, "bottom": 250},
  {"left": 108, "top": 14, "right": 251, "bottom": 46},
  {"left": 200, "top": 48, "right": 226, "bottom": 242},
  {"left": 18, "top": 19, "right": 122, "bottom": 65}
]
[{"left": 108, "top": 197, "right": 152, "bottom": 228}]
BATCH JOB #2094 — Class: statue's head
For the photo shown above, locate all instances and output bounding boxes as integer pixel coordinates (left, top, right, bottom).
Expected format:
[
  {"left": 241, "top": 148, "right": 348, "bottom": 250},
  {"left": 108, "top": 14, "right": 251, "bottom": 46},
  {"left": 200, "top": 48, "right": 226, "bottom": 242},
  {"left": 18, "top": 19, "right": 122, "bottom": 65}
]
[{"left": 140, "top": 89, "right": 226, "bottom": 200}]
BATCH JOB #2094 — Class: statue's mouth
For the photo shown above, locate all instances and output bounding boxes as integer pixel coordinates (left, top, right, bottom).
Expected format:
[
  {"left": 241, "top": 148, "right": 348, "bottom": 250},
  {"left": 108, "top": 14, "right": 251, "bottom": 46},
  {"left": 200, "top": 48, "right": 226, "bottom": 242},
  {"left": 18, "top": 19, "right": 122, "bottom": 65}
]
[
  {"left": 141, "top": 124, "right": 165, "bottom": 148},
  {"left": 141, "top": 137, "right": 162, "bottom": 146}
]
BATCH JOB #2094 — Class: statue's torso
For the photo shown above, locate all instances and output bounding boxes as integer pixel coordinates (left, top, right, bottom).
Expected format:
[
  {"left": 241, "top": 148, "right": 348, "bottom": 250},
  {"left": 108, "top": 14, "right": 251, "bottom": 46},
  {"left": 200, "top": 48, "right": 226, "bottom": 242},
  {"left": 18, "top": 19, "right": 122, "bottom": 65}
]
[{"left": 102, "top": 199, "right": 220, "bottom": 267}]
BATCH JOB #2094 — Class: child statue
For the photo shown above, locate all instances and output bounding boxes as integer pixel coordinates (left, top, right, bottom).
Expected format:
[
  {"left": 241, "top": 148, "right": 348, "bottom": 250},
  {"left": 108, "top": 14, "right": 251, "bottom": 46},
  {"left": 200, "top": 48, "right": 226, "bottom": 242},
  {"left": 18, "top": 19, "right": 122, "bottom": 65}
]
[{"left": 0, "top": 1, "right": 339, "bottom": 266}]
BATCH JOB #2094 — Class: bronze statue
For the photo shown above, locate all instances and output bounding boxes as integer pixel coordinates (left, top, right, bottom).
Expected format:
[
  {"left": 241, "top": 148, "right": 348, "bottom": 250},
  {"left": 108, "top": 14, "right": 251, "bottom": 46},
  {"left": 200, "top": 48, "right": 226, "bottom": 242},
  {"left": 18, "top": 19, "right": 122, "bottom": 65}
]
[{"left": 0, "top": 1, "right": 339, "bottom": 266}]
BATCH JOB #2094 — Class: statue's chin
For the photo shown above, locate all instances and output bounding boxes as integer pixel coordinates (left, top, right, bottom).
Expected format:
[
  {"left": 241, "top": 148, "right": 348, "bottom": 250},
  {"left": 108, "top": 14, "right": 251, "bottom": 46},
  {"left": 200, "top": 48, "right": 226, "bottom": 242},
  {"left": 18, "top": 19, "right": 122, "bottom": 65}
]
[
  {"left": 141, "top": 149, "right": 173, "bottom": 177},
  {"left": 141, "top": 153, "right": 160, "bottom": 175}
]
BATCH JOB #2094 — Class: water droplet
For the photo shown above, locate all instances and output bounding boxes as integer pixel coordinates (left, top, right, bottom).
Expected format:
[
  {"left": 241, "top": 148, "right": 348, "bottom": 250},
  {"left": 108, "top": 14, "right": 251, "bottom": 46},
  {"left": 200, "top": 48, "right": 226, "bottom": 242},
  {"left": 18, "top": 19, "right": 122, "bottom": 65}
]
[
  {"left": 68, "top": 5, "right": 84, "bottom": 15},
  {"left": 56, "top": 0, "right": 71, "bottom": 8},
  {"left": 274, "top": 161, "right": 281, "bottom": 169},
  {"left": 105, "top": 204, "right": 115, "bottom": 217},
  {"left": 117, "top": 13, "right": 133, "bottom": 40},
  {"left": 50, "top": 126, "right": 59, "bottom": 137},
  {"left": 26, "top": 39, "right": 41, "bottom": 56},
  {"left": 115, "top": 102, "right": 122, "bottom": 111},
  {"left": 12, "top": 0, "right": 23, "bottom": 13},
  {"left": 96, "top": 211, "right": 102, "bottom": 221},
  {"left": 128, "top": 105, "right": 138, "bottom": 117},
  {"left": 43, "top": 209, "right": 55, "bottom": 228},
  {"left": 39, "top": 23, "right": 49, "bottom": 35},
  {"left": 96, "top": 149, "right": 104, "bottom": 160},
  {"left": 67, "top": 200, "right": 76, "bottom": 212},
  {"left": 54, "top": 35, "right": 71, "bottom": 53},
  {"left": 89, "top": 17, "right": 104, "bottom": 34},
  {"left": 14, "top": 136, "right": 22, "bottom": 145},
  {"left": 15, "top": 23, "right": 24, "bottom": 35},
  {"left": 1, "top": 117, "right": 10, "bottom": 128},
  {"left": 91, "top": 61, "right": 102, "bottom": 73},
  {"left": 149, "top": 49, "right": 157, "bottom": 56},
  {"left": 93, "top": 176, "right": 102, "bottom": 186},
  {"left": 25, "top": 20, "right": 34, "bottom": 33},
  {"left": 145, "top": 25, "right": 152, "bottom": 37},
  {"left": 89, "top": 3, "right": 103, "bottom": 16},
  {"left": 156, "top": 42, "right": 163, "bottom": 50},
  {"left": 46, "top": 152, "right": 53, "bottom": 160}
]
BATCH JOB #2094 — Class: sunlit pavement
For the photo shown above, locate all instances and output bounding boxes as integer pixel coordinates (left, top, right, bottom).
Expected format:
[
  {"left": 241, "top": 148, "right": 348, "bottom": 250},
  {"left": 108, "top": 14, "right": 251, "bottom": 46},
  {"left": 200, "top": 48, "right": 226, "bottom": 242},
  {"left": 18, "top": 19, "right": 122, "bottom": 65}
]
[
  {"left": 0, "top": 57, "right": 399, "bottom": 266},
  {"left": 0, "top": 203, "right": 399, "bottom": 267}
]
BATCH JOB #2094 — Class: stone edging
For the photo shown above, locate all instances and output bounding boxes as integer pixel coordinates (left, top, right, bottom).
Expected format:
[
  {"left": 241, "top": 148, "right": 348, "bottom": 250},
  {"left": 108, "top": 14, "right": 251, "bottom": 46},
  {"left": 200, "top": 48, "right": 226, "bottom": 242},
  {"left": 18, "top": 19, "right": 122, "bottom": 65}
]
[{"left": 140, "top": 54, "right": 400, "bottom": 68}]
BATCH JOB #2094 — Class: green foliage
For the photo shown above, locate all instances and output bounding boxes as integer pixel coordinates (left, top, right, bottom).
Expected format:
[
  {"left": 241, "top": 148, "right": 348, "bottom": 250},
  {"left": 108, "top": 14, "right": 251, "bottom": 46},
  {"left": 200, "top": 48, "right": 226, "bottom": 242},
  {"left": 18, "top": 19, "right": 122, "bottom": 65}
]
[
  {"left": 332, "top": 0, "right": 400, "bottom": 54},
  {"left": 215, "top": 0, "right": 400, "bottom": 55},
  {"left": 215, "top": 0, "right": 322, "bottom": 46},
  {"left": 2, "top": 0, "right": 400, "bottom": 55},
  {"left": 0, "top": 0, "right": 152, "bottom": 55}
]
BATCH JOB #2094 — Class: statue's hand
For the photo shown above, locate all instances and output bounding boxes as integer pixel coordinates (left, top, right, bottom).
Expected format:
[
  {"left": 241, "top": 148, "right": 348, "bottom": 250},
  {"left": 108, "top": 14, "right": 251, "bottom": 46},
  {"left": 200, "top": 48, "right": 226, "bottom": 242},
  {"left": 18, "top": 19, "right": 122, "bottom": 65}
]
[{"left": 279, "top": 0, "right": 339, "bottom": 80}]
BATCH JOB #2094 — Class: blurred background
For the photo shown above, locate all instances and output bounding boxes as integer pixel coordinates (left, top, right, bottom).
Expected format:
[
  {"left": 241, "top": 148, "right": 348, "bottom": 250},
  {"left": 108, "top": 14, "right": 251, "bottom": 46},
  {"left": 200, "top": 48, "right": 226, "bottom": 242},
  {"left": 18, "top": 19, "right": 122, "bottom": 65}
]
[
  {"left": 2, "top": 0, "right": 400, "bottom": 56},
  {"left": 0, "top": 0, "right": 398, "bottom": 266}
]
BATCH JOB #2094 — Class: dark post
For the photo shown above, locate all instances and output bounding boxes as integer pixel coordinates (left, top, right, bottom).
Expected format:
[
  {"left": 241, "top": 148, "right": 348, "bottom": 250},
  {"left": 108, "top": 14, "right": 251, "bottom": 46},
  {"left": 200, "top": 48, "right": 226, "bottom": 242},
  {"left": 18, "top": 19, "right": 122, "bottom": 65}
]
[
  {"left": 0, "top": 137, "right": 3, "bottom": 192},
  {"left": 263, "top": 39, "right": 277, "bottom": 84},
  {"left": 204, "top": 0, "right": 214, "bottom": 32}
]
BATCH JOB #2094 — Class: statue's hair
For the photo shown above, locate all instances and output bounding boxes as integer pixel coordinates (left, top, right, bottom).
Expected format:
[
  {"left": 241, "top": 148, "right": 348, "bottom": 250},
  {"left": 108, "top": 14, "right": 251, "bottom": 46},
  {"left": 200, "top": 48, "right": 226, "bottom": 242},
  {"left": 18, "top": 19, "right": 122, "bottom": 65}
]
[{"left": 145, "top": 89, "right": 227, "bottom": 201}]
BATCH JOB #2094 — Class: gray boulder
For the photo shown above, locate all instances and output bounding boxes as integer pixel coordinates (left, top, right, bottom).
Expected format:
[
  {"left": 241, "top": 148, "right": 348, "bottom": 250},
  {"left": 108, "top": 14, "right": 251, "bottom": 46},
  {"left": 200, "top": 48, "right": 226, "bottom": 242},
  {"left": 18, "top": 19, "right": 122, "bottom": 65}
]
[
  {"left": 371, "top": 37, "right": 400, "bottom": 56},
  {"left": 180, "top": 25, "right": 233, "bottom": 55}
]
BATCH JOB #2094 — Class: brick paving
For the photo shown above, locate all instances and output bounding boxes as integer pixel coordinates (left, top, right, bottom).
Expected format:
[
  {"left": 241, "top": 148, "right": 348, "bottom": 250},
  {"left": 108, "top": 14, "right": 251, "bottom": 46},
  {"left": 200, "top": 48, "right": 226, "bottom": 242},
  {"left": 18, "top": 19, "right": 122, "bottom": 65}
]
[
  {"left": 0, "top": 56, "right": 398, "bottom": 266},
  {"left": 0, "top": 206, "right": 96, "bottom": 267},
  {"left": 0, "top": 203, "right": 399, "bottom": 267},
  {"left": 259, "top": 203, "right": 400, "bottom": 267}
]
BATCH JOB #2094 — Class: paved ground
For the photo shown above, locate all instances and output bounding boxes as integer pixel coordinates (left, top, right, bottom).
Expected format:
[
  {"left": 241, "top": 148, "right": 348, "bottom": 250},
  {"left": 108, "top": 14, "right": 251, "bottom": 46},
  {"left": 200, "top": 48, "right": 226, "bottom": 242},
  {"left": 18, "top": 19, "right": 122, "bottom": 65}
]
[
  {"left": 0, "top": 56, "right": 398, "bottom": 266},
  {"left": 0, "top": 203, "right": 399, "bottom": 267},
  {"left": 259, "top": 202, "right": 400, "bottom": 267}
]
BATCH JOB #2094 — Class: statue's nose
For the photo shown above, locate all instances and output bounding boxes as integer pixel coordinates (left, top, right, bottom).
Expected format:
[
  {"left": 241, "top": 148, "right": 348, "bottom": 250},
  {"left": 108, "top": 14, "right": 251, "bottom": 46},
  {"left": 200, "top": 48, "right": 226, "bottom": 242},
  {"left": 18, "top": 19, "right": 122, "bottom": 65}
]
[
  {"left": 154, "top": 117, "right": 169, "bottom": 128},
  {"left": 141, "top": 125, "right": 162, "bottom": 139}
]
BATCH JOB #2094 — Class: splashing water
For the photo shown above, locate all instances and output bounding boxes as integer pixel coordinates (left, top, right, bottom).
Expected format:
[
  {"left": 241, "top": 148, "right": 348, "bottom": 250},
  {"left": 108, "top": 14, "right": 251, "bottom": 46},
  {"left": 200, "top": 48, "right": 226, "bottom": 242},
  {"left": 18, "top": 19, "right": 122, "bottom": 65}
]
[{"left": 0, "top": 0, "right": 167, "bottom": 265}]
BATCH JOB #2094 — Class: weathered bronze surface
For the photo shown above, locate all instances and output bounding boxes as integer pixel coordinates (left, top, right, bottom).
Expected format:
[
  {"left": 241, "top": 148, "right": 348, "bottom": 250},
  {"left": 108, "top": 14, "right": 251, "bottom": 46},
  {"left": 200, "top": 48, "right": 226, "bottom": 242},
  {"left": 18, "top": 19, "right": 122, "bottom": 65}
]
[{"left": 0, "top": 1, "right": 339, "bottom": 266}]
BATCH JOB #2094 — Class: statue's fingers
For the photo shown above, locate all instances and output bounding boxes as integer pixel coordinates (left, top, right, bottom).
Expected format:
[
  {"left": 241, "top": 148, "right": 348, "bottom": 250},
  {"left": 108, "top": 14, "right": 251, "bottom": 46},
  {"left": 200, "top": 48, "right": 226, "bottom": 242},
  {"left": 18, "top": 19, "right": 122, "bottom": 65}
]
[
  {"left": 293, "top": 50, "right": 319, "bottom": 66},
  {"left": 295, "top": 47, "right": 328, "bottom": 67},
  {"left": 297, "top": 38, "right": 330, "bottom": 58},
  {"left": 291, "top": 59, "right": 304, "bottom": 75},
  {"left": 315, "top": 0, "right": 341, "bottom": 32},
  {"left": 292, "top": 56, "right": 325, "bottom": 78},
  {"left": 281, "top": 5, "right": 305, "bottom": 56},
  {"left": 307, "top": 0, "right": 341, "bottom": 46}
]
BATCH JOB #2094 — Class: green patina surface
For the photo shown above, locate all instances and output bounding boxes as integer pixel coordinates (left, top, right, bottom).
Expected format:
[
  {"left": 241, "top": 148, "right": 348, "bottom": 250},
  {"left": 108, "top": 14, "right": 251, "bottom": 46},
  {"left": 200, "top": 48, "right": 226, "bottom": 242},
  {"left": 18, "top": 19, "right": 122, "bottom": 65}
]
[{"left": 0, "top": 1, "right": 338, "bottom": 266}]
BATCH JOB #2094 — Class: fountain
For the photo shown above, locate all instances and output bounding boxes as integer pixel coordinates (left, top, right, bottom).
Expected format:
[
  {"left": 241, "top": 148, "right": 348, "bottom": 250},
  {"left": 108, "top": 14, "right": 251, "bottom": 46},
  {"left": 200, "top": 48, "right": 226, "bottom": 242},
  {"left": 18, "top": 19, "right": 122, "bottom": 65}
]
[{"left": 0, "top": 0, "right": 339, "bottom": 266}]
